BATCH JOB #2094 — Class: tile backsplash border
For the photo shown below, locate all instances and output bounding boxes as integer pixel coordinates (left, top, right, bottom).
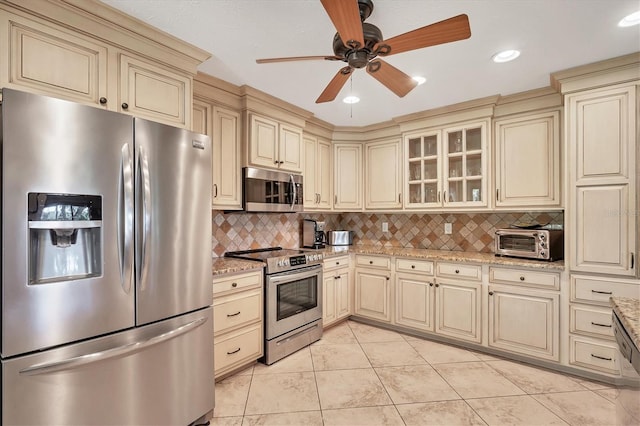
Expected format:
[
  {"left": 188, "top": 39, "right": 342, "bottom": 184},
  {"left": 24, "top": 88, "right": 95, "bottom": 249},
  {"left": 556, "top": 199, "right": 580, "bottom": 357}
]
[{"left": 211, "top": 210, "right": 563, "bottom": 257}]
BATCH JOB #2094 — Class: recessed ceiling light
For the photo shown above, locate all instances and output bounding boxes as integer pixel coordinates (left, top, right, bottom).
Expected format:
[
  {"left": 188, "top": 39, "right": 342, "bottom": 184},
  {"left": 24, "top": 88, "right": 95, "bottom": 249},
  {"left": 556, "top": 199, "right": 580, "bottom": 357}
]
[
  {"left": 412, "top": 76, "right": 426, "bottom": 85},
  {"left": 618, "top": 11, "right": 640, "bottom": 27},
  {"left": 492, "top": 50, "right": 521, "bottom": 63},
  {"left": 343, "top": 95, "right": 360, "bottom": 104}
]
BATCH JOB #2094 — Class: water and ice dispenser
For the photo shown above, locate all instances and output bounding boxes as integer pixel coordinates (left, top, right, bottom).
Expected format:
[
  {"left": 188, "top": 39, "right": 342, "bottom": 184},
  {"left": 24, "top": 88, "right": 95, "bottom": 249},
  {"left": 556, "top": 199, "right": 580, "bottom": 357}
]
[{"left": 28, "top": 193, "right": 102, "bottom": 284}]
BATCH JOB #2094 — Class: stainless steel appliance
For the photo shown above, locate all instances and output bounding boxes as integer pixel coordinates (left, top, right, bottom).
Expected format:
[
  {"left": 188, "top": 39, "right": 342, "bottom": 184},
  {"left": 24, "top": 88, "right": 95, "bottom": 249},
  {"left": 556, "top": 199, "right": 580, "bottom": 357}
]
[
  {"left": 495, "top": 228, "right": 564, "bottom": 261},
  {"left": 326, "top": 230, "right": 354, "bottom": 246},
  {"left": 225, "top": 247, "right": 323, "bottom": 364},
  {"left": 242, "top": 166, "right": 303, "bottom": 212},
  {"left": 1, "top": 89, "right": 214, "bottom": 425},
  {"left": 303, "top": 218, "right": 326, "bottom": 249}
]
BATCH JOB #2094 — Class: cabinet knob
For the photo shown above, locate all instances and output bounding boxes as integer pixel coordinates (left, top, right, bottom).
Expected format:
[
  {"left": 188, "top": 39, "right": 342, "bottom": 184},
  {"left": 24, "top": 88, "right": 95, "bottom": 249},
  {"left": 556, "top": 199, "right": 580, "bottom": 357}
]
[
  {"left": 455, "top": 269, "right": 460, "bottom": 274},
  {"left": 369, "top": 260, "right": 373, "bottom": 265},
  {"left": 121, "top": 102, "right": 129, "bottom": 110},
  {"left": 335, "top": 275, "right": 341, "bottom": 279},
  {"left": 386, "top": 277, "right": 390, "bottom": 281},
  {"left": 435, "top": 283, "right": 439, "bottom": 287},
  {"left": 274, "top": 160, "right": 279, "bottom": 164},
  {"left": 99, "top": 97, "right": 107, "bottom": 105},
  {"left": 279, "top": 160, "right": 284, "bottom": 164},
  {"left": 429, "top": 282, "right": 434, "bottom": 287},
  {"left": 489, "top": 291, "right": 494, "bottom": 296},
  {"left": 520, "top": 276, "right": 525, "bottom": 281},
  {"left": 231, "top": 282, "right": 238, "bottom": 288},
  {"left": 411, "top": 265, "right": 415, "bottom": 269}
]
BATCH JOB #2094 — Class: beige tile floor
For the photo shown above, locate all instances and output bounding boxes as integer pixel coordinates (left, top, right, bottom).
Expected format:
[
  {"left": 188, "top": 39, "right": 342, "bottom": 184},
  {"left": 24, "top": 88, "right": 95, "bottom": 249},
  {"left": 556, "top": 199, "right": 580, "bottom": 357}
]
[{"left": 211, "top": 320, "right": 637, "bottom": 426}]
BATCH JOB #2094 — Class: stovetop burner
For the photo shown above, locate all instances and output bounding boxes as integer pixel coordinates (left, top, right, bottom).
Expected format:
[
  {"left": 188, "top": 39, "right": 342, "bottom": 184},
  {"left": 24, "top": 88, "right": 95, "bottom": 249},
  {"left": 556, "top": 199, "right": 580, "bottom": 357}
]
[{"left": 225, "top": 247, "right": 323, "bottom": 274}]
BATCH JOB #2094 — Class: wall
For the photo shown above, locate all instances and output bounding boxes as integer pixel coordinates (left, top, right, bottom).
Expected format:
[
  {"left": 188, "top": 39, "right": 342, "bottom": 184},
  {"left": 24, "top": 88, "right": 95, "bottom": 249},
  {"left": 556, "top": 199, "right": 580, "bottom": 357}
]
[{"left": 212, "top": 210, "right": 563, "bottom": 257}]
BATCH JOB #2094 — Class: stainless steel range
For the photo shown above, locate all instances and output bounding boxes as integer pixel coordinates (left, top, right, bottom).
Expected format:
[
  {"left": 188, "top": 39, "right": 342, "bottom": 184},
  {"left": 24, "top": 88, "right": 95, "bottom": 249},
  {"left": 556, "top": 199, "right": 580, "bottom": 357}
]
[{"left": 225, "top": 247, "right": 323, "bottom": 364}]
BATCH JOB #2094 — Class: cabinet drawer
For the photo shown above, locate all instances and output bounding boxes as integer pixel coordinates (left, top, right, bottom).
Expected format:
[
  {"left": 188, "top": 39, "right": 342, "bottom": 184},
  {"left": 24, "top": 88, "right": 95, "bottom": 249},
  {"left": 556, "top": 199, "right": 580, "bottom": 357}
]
[
  {"left": 214, "top": 324, "right": 262, "bottom": 376},
  {"left": 213, "top": 271, "right": 262, "bottom": 296},
  {"left": 324, "top": 255, "right": 350, "bottom": 271},
  {"left": 436, "top": 262, "right": 481, "bottom": 281},
  {"left": 569, "top": 336, "right": 620, "bottom": 375},
  {"left": 570, "top": 305, "right": 614, "bottom": 339},
  {"left": 570, "top": 275, "right": 640, "bottom": 306},
  {"left": 396, "top": 258, "right": 434, "bottom": 275},
  {"left": 356, "top": 254, "right": 391, "bottom": 270},
  {"left": 489, "top": 267, "right": 560, "bottom": 290},
  {"left": 213, "top": 290, "right": 262, "bottom": 335}
]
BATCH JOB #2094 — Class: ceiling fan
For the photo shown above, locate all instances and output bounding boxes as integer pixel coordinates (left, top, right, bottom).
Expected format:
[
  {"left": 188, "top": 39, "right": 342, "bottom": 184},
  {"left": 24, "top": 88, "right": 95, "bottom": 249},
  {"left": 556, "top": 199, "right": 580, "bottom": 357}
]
[{"left": 256, "top": 0, "right": 471, "bottom": 103}]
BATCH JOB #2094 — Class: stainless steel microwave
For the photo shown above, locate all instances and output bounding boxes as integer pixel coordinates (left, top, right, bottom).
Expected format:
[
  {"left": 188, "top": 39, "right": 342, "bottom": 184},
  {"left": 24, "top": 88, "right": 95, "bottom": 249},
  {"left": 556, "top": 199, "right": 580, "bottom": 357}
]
[
  {"left": 242, "top": 167, "right": 303, "bottom": 212},
  {"left": 495, "top": 228, "right": 564, "bottom": 261}
]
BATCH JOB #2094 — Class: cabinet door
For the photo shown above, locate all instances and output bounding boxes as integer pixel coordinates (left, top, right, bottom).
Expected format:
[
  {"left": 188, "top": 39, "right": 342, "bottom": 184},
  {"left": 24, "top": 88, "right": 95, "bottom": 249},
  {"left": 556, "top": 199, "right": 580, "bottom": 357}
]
[
  {"left": 435, "top": 280, "right": 481, "bottom": 343},
  {"left": 495, "top": 111, "right": 560, "bottom": 207},
  {"left": 355, "top": 269, "right": 391, "bottom": 322},
  {"left": 335, "top": 269, "right": 351, "bottom": 321},
  {"left": 1, "top": 13, "right": 108, "bottom": 107},
  {"left": 249, "top": 114, "right": 278, "bottom": 168},
  {"left": 334, "top": 143, "right": 363, "bottom": 210},
  {"left": 443, "top": 122, "right": 488, "bottom": 207},
  {"left": 303, "top": 136, "right": 319, "bottom": 207},
  {"left": 488, "top": 285, "right": 559, "bottom": 361},
  {"left": 365, "top": 139, "right": 402, "bottom": 209},
  {"left": 192, "top": 98, "right": 210, "bottom": 135},
  {"left": 119, "top": 54, "right": 191, "bottom": 128},
  {"left": 317, "top": 139, "right": 333, "bottom": 210},
  {"left": 279, "top": 124, "right": 302, "bottom": 172},
  {"left": 323, "top": 271, "right": 337, "bottom": 327},
  {"left": 405, "top": 131, "right": 441, "bottom": 208},
  {"left": 212, "top": 106, "right": 242, "bottom": 209},
  {"left": 395, "top": 274, "right": 434, "bottom": 332}
]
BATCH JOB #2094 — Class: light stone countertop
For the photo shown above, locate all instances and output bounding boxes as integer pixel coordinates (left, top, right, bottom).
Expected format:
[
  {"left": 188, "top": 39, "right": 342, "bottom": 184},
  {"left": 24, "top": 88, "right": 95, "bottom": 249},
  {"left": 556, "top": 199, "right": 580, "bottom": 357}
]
[
  {"left": 611, "top": 297, "right": 640, "bottom": 350},
  {"left": 212, "top": 257, "right": 264, "bottom": 276}
]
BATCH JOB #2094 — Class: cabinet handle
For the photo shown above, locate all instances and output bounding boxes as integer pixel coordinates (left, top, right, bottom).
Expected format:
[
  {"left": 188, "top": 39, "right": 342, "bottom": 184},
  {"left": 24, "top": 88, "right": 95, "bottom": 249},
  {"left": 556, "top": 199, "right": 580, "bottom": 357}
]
[
  {"left": 398, "top": 193, "right": 401, "bottom": 203},
  {"left": 591, "top": 289, "right": 612, "bottom": 295},
  {"left": 591, "top": 321, "right": 612, "bottom": 328},
  {"left": 335, "top": 275, "right": 341, "bottom": 279},
  {"left": 519, "top": 276, "right": 525, "bottom": 281},
  {"left": 213, "top": 184, "right": 218, "bottom": 198},
  {"left": 279, "top": 160, "right": 284, "bottom": 164},
  {"left": 121, "top": 102, "right": 129, "bottom": 110},
  {"left": 227, "top": 348, "right": 241, "bottom": 355},
  {"left": 489, "top": 291, "right": 494, "bottom": 296},
  {"left": 335, "top": 195, "right": 338, "bottom": 205},
  {"left": 496, "top": 189, "right": 499, "bottom": 201},
  {"left": 590, "top": 354, "right": 612, "bottom": 361},
  {"left": 632, "top": 253, "right": 635, "bottom": 269},
  {"left": 437, "top": 191, "right": 441, "bottom": 203},
  {"left": 99, "top": 97, "right": 107, "bottom": 105},
  {"left": 231, "top": 282, "right": 238, "bottom": 288},
  {"left": 227, "top": 311, "right": 241, "bottom": 317}
]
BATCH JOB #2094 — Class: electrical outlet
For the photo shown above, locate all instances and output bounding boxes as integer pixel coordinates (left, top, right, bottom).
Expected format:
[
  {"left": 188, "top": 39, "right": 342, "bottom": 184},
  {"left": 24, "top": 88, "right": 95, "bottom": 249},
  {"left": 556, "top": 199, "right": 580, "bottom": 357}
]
[
  {"left": 444, "top": 223, "right": 452, "bottom": 234},
  {"left": 382, "top": 222, "right": 389, "bottom": 232}
]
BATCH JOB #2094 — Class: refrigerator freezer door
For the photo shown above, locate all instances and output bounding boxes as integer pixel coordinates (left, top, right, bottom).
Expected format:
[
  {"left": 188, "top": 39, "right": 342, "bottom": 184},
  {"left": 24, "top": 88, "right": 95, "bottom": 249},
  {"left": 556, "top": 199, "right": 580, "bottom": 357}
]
[
  {"left": 2, "top": 307, "right": 214, "bottom": 425},
  {"left": 134, "top": 119, "right": 212, "bottom": 325},
  {"left": 1, "top": 89, "right": 136, "bottom": 358}
]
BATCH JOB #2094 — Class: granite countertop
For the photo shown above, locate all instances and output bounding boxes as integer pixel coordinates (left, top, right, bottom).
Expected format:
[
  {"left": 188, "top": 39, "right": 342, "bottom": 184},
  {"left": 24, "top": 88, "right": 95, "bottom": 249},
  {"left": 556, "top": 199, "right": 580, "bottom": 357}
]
[
  {"left": 212, "top": 257, "right": 264, "bottom": 276},
  {"left": 611, "top": 297, "right": 640, "bottom": 350},
  {"left": 314, "top": 245, "right": 565, "bottom": 270}
]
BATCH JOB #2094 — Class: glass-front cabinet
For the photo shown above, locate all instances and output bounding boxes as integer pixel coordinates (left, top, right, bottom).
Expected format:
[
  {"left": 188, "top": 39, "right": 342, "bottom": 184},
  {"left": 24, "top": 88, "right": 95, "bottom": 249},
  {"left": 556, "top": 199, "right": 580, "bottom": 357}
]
[{"left": 404, "top": 120, "right": 488, "bottom": 209}]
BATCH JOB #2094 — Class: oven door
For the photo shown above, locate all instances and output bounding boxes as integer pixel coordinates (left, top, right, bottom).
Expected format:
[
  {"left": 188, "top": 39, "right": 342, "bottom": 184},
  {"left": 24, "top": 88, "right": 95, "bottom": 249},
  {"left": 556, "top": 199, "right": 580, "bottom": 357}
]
[{"left": 265, "top": 265, "right": 322, "bottom": 340}]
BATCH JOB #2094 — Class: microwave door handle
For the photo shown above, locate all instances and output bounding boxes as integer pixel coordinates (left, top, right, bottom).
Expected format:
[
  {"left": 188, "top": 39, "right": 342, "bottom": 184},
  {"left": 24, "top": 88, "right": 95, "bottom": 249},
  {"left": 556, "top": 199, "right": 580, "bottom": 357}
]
[
  {"left": 119, "top": 143, "right": 134, "bottom": 294},
  {"left": 289, "top": 174, "right": 296, "bottom": 210}
]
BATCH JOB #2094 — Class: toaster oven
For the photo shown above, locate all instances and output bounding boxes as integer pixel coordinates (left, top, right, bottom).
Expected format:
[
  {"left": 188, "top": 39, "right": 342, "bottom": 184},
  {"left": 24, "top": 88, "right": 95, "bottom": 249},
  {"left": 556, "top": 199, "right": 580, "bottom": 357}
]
[{"left": 495, "top": 228, "right": 564, "bottom": 261}]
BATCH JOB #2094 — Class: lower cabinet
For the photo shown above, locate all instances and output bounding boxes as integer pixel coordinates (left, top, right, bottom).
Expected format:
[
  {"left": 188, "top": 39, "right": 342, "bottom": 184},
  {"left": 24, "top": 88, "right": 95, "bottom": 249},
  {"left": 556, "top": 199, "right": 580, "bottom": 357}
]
[
  {"left": 212, "top": 270, "right": 263, "bottom": 379},
  {"left": 395, "top": 274, "right": 435, "bottom": 332},
  {"left": 434, "top": 279, "right": 482, "bottom": 343},
  {"left": 323, "top": 255, "right": 351, "bottom": 328},
  {"left": 354, "top": 255, "right": 392, "bottom": 322}
]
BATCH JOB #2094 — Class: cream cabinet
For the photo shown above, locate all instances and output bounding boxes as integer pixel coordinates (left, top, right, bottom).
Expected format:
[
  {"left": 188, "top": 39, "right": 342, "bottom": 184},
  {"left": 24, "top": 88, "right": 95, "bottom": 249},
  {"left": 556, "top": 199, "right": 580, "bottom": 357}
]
[
  {"left": 488, "top": 267, "right": 560, "bottom": 361},
  {"left": 365, "top": 138, "right": 402, "bottom": 210},
  {"left": 248, "top": 113, "right": 302, "bottom": 172},
  {"left": 323, "top": 255, "right": 351, "bottom": 328},
  {"left": 404, "top": 120, "right": 489, "bottom": 209},
  {"left": 212, "top": 270, "right": 263, "bottom": 379},
  {"left": 494, "top": 110, "right": 561, "bottom": 208},
  {"left": 434, "top": 262, "right": 482, "bottom": 343},
  {"left": 334, "top": 143, "right": 363, "bottom": 211},
  {"left": 0, "top": 4, "right": 206, "bottom": 128},
  {"left": 354, "top": 255, "right": 391, "bottom": 322},
  {"left": 303, "top": 135, "right": 332, "bottom": 210},
  {"left": 566, "top": 84, "right": 637, "bottom": 276},
  {"left": 395, "top": 258, "right": 435, "bottom": 332}
]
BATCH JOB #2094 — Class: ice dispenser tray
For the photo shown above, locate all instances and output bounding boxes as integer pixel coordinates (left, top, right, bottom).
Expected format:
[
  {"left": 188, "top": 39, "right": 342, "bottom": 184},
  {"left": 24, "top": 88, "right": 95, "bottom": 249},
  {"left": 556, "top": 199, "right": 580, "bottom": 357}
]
[{"left": 28, "top": 193, "right": 102, "bottom": 284}]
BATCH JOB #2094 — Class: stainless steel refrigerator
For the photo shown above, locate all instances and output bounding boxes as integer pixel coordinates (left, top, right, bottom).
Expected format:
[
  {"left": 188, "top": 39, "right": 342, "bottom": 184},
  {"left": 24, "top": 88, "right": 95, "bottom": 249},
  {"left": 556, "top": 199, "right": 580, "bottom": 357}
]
[{"left": 0, "top": 89, "right": 214, "bottom": 425}]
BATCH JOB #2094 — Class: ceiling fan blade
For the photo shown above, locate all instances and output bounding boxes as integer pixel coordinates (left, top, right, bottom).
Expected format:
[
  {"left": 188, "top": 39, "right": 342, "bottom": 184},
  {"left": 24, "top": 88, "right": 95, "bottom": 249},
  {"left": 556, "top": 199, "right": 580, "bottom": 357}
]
[
  {"left": 366, "top": 59, "right": 417, "bottom": 98},
  {"left": 256, "top": 55, "right": 343, "bottom": 64},
  {"left": 320, "top": 0, "right": 365, "bottom": 48},
  {"left": 316, "top": 66, "right": 353, "bottom": 103},
  {"left": 378, "top": 14, "right": 471, "bottom": 56}
]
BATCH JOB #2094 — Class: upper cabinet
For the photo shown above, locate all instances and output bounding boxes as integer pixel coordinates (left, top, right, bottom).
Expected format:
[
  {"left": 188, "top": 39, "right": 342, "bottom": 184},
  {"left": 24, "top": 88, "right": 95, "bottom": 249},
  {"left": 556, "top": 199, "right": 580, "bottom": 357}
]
[
  {"left": 303, "top": 134, "right": 332, "bottom": 211},
  {"left": 0, "top": 1, "right": 209, "bottom": 128},
  {"left": 334, "top": 143, "right": 363, "bottom": 211},
  {"left": 248, "top": 113, "right": 302, "bottom": 173},
  {"left": 365, "top": 138, "right": 402, "bottom": 210},
  {"left": 494, "top": 109, "right": 561, "bottom": 208}
]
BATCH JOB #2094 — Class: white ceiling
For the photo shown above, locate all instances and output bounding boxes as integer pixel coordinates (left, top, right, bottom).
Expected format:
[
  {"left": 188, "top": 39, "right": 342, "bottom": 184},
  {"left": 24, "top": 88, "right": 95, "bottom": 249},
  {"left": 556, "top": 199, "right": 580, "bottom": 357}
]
[{"left": 101, "top": 0, "right": 639, "bottom": 127}]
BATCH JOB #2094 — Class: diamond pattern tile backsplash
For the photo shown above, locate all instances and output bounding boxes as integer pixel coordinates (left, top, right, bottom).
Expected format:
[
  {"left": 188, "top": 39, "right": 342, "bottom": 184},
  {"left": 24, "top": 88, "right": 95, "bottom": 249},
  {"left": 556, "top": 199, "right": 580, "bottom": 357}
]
[{"left": 211, "top": 210, "right": 563, "bottom": 257}]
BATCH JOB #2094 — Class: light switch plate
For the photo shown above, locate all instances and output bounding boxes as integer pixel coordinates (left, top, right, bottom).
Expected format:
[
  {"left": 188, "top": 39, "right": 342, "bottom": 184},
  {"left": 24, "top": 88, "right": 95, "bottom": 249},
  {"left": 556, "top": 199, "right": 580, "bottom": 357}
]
[
  {"left": 444, "top": 223, "right": 452, "bottom": 234},
  {"left": 382, "top": 222, "right": 389, "bottom": 232}
]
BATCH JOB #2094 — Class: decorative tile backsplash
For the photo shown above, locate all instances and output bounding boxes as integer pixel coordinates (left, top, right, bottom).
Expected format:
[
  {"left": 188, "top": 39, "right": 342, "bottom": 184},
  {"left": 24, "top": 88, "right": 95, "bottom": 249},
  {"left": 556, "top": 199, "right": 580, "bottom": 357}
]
[{"left": 211, "top": 210, "right": 563, "bottom": 257}]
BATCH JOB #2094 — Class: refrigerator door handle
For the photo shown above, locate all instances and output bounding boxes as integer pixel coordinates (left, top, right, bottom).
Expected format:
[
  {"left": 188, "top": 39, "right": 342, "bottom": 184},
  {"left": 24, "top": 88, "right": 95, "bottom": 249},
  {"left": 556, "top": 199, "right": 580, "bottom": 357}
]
[
  {"left": 19, "top": 316, "right": 208, "bottom": 376},
  {"left": 138, "top": 145, "right": 152, "bottom": 291},
  {"left": 119, "top": 143, "right": 134, "bottom": 294}
]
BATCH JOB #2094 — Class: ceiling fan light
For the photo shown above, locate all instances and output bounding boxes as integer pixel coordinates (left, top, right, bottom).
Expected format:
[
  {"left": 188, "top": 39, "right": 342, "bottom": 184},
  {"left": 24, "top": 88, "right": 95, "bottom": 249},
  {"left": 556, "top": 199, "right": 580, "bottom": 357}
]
[
  {"left": 343, "top": 95, "right": 360, "bottom": 104},
  {"left": 618, "top": 11, "right": 640, "bottom": 27},
  {"left": 492, "top": 50, "right": 520, "bottom": 63},
  {"left": 412, "top": 76, "right": 426, "bottom": 85}
]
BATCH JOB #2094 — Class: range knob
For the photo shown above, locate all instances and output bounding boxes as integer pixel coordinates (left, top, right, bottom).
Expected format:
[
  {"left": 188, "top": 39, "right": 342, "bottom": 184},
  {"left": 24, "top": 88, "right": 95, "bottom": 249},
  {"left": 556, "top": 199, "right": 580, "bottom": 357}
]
[{"left": 539, "top": 242, "right": 546, "bottom": 248}]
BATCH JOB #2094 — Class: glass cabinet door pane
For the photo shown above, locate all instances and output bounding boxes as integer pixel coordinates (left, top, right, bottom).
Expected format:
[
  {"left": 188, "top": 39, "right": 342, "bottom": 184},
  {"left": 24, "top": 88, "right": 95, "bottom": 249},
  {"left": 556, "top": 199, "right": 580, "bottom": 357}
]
[
  {"left": 409, "top": 183, "right": 422, "bottom": 203},
  {"left": 466, "top": 127, "right": 482, "bottom": 151},
  {"left": 449, "top": 157, "right": 462, "bottom": 178},
  {"left": 448, "top": 131, "right": 463, "bottom": 153},
  {"left": 409, "top": 161, "right": 422, "bottom": 181},
  {"left": 424, "top": 183, "right": 438, "bottom": 203},
  {"left": 424, "top": 135, "right": 438, "bottom": 156},
  {"left": 448, "top": 180, "right": 463, "bottom": 202},
  {"left": 467, "top": 180, "right": 482, "bottom": 202},
  {"left": 408, "top": 138, "right": 422, "bottom": 158},
  {"left": 424, "top": 158, "right": 437, "bottom": 180},
  {"left": 466, "top": 154, "right": 481, "bottom": 177}
]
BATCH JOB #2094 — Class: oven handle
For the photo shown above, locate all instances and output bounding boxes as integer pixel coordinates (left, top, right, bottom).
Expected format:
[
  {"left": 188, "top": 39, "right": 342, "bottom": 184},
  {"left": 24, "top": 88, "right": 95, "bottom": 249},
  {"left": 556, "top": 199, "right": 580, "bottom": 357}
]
[{"left": 267, "top": 265, "right": 322, "bottom": 285}]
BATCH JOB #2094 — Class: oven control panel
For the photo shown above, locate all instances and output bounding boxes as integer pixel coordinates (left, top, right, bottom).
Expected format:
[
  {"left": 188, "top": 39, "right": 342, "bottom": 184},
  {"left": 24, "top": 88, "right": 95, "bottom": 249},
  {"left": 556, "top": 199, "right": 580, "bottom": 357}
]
[{"left": 270, "top": 252, "right": 323, "bottom": 273}]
